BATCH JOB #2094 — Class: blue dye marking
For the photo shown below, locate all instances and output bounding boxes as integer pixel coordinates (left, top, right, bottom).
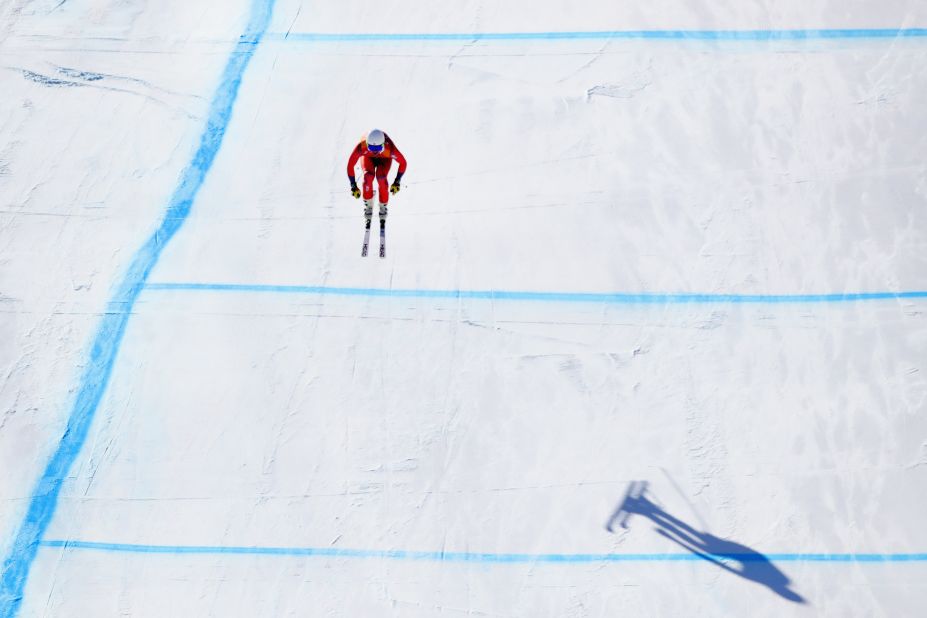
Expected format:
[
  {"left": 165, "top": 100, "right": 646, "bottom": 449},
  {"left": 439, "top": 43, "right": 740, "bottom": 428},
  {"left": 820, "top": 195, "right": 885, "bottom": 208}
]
[
  {"left": 269, "top": 28, "right": 927, "bottom": 43},
  {"left": 0, "top": 2, "right": 277, "bottom": 616},
  {"left": 38, "top": 541, "right": 927, "bottom": 564},
  {"left": 145, "top": 282, "right": 927, "bottom": 305}
]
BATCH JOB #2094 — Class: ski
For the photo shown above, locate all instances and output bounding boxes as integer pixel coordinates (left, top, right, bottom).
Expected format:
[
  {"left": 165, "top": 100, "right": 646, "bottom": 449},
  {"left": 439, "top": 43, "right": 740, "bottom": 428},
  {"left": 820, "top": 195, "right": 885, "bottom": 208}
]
[
  {"left": 361, "top": 216, "right": 372, "bottom": 257},
  {"left": 378, "top": 219, "right": 386, "bottom": 258}
]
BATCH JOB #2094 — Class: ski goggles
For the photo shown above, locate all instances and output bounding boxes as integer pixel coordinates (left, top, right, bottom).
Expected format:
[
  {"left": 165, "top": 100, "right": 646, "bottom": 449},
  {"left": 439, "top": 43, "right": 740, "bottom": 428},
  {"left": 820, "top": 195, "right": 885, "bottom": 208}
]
[{"left": 367, "top": 143, "right": 384, "bottom": 153}]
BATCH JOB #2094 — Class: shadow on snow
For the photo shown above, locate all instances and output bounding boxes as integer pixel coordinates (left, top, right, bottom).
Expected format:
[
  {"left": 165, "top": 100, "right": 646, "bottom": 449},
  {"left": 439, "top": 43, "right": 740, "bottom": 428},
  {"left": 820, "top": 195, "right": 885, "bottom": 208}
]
[{"left": 607, "top": 480, "right": 806, "bottom": 604}]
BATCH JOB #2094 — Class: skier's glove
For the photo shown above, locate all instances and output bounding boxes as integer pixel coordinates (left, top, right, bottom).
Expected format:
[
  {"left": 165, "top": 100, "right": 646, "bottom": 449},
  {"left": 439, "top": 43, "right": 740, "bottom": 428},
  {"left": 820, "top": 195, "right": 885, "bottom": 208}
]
[
  {"left": 390, "top": 172, "right": 403, "bottom": 195},
  {"left": 349, "top": 180, "right": 360, "bottom": 199}
]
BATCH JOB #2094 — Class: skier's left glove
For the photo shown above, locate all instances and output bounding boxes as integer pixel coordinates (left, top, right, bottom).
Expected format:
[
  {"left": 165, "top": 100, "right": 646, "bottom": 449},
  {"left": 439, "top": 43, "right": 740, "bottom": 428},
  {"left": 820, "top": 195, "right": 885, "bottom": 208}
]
[{"left": 390, "top": 172, "right": 403, "bottom": 195}]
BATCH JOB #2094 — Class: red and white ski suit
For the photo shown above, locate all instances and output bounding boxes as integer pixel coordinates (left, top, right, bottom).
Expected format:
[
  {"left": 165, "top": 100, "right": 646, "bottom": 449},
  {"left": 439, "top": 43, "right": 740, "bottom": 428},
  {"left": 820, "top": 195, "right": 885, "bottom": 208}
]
[{"left": 346, "top": 134, "right": 407, "bottom": 204}]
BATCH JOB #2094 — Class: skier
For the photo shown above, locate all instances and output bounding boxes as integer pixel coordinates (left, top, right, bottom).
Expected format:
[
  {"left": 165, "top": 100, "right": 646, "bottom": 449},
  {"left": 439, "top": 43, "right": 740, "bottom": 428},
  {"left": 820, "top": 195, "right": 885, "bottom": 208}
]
[{"left": 346, "top": 128, "right": 407, "bottom": 223}]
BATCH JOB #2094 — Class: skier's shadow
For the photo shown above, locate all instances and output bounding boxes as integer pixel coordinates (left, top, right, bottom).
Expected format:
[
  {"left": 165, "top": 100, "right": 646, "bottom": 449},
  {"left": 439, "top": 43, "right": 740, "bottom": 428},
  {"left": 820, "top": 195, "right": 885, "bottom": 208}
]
[{"left": 607, "top": 481, "right": 806, "bottom": 604}]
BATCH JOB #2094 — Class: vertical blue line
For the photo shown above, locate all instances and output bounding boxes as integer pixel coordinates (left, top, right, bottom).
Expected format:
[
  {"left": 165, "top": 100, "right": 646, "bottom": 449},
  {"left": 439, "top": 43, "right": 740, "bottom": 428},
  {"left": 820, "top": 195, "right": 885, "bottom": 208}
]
[{"left": 0, "top": 1, "right": 277, "bottom": 615}]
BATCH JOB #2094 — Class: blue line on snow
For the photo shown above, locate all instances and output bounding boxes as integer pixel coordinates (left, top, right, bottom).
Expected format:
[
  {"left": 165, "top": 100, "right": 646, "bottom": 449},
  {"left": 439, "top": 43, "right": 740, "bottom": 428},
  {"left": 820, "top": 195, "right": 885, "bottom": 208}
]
[
  {"left": 37, "top": 541, "right": 927, "bottom": 563},
  {"left": 145, "top": 282, "right": 927, "bottom": 305},
  {"left": 269, "top": 28, "right": 927, "bottom": 43},
  {"left": 0, "top": 2, "right": 277, "bottom": 616}
]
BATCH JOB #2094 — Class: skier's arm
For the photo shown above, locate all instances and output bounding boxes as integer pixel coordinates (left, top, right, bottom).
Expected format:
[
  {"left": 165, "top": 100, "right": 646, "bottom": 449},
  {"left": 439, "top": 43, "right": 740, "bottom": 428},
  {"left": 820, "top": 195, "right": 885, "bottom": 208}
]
[
  {"left": 390, "top": 142, "right": 407, "bottom": 193},
  {"left": 346, "top": 143, "right": 362, "bottom": 197},
  {"left": 391, "top": 144, "right": 407, "bottom": 180},
  {"left": 347, "top": 143, "right": 363, "bottom": 181}
]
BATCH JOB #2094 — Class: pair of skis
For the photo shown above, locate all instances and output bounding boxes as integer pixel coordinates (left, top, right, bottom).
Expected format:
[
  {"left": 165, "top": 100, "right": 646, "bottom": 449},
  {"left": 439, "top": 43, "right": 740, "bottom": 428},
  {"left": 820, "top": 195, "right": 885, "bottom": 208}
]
[{"left": 361, "top": 217, "right": 386, "bottom": 258}]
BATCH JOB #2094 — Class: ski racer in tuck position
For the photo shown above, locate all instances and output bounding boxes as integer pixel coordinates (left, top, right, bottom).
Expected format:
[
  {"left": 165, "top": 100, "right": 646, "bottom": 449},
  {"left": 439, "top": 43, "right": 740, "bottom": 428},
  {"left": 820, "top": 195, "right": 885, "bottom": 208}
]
[{"left": 347, "top": 128, "right": 407, "bottom": 223}]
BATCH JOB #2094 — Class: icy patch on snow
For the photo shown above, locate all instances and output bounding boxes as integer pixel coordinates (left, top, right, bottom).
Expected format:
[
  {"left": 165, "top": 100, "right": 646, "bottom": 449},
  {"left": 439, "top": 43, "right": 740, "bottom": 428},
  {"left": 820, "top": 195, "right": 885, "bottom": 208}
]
[{"left": 586, "top": 69, "right": 653, "bottom": 99}]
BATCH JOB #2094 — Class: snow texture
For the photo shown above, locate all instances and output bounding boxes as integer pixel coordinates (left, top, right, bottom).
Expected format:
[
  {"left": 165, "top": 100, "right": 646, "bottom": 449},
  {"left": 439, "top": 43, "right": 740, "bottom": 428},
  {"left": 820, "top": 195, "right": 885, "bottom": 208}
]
[{"left": 1, "top": 0, "right": 927, "bottom": 616}]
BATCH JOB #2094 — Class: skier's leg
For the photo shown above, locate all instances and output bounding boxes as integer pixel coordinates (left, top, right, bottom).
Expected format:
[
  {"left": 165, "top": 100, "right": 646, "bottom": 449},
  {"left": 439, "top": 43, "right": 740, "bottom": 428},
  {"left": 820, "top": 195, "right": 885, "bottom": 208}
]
[
  {"left": 376, "top": 179, "right": 388, "bottom": 222},
  {"left": 362, "top": 171, "right": 375, "bottom": 200},
  {"left": 374, "top": 158, "right": 393, "bottom": 222},
  {"left": 362, "top": 167, "right": 376, "bottom": 218},
  {"left": 362, "top": 156, "right": 376, "bottom": 203}
]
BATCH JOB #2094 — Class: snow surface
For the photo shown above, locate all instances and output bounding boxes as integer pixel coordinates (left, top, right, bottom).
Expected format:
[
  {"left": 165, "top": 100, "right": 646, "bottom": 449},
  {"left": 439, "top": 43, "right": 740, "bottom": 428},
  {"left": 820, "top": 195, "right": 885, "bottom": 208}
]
[{"left": 2, "top": 0, "right": 927, "bottom": 616}]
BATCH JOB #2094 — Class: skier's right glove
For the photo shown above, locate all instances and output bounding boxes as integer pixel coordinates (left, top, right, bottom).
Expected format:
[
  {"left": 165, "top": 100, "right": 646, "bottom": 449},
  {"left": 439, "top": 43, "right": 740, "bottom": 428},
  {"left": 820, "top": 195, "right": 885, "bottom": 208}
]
[{"left": 349, "top": 178, "right": 360, "bottom": 199}]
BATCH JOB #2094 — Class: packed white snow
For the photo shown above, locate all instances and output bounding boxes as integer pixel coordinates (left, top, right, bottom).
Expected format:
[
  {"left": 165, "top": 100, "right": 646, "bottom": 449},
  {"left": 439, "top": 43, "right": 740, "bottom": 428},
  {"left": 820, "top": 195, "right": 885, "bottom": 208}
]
[{"left": 2, "top": 0, "right": 926, "bottom": 615}]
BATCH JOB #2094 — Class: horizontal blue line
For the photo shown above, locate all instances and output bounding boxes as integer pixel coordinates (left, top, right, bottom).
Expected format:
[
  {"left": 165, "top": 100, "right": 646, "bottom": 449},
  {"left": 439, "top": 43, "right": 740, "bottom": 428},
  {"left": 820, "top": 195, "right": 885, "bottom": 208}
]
[
  {"left": 39, "top": 541, "right": 927, "bottom": 563},
  {"left": 144, "top": 282, "right": 927, "bottom": 305},
  {"left": 266, "top": 28, "right": 927, "bottom": 43}
]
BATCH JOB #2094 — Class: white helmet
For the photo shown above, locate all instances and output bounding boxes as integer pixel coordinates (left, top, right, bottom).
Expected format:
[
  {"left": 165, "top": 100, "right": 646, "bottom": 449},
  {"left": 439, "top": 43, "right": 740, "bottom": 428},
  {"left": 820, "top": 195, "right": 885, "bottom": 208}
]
[{"left": 366, "top": 128, "right": 385, "bottom": 152}]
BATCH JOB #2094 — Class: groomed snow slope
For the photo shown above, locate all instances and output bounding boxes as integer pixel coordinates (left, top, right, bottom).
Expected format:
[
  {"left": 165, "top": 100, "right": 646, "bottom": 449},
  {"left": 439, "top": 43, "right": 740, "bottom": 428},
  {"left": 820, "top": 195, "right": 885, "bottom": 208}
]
[{"left": 2, "top": 0, "right": 927, "bottom": 615}]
